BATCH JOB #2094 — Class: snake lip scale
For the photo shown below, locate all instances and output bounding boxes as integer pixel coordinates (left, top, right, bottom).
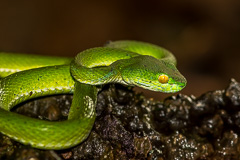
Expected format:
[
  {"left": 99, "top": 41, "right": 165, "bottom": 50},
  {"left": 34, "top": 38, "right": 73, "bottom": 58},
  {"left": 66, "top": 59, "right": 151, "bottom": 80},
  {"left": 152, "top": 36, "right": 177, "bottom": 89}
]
[{"left": 0, "top": 40, "right": 186, "bottom": 149}]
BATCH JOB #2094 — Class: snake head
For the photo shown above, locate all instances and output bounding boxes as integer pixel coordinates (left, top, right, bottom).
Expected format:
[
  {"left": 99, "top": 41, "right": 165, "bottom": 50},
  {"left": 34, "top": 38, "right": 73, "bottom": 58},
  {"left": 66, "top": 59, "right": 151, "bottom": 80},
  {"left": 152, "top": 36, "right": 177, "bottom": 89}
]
[{"left": 120, "top": 55, "right": 187, "bottom": 93}]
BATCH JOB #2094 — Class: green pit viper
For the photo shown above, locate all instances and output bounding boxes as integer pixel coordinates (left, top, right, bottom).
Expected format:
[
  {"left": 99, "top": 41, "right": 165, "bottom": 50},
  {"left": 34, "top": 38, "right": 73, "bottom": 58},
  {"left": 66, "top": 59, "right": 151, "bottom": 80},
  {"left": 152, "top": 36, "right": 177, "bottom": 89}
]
[{"left": 0, "top": 40, "right": 186, "bottom": 150}]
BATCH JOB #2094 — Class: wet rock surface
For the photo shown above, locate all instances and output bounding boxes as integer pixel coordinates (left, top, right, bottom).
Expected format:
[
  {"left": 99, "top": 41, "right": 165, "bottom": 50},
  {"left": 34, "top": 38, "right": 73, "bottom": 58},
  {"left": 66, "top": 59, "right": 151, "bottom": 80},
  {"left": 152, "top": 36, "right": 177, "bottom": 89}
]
[{"left": 1, "top": 79, "right": 240, "bottom": 159}]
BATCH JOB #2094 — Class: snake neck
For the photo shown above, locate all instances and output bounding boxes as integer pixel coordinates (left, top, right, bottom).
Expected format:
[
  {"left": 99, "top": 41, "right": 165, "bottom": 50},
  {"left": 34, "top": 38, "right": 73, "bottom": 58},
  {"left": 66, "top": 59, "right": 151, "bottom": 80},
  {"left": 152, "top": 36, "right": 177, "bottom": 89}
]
[{"left": 70, "top": 62, "right": 126, "bottom": 86}]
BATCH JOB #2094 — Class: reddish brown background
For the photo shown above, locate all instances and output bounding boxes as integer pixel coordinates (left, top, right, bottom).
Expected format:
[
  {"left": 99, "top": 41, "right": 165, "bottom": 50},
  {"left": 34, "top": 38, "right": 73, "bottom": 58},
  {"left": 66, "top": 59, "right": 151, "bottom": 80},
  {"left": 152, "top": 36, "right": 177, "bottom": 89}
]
[{"left": 0, "top": 0, "right": 240, "bottom": 100}]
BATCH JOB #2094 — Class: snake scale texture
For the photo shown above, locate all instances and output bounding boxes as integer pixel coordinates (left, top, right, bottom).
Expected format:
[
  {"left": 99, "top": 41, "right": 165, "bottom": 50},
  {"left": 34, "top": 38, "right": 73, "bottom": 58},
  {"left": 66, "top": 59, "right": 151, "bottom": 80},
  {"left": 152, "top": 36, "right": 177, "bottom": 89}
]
[{"left": 0, "top": 40, "right": 186, "bottom": 149}]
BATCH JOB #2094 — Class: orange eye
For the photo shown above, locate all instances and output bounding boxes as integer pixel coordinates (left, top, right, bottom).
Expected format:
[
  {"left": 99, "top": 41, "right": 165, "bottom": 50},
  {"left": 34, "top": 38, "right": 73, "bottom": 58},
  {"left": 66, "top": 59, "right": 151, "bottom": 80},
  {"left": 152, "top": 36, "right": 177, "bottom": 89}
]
[{"left": 158, "top": 75, "right": 169, "bottom": 84}]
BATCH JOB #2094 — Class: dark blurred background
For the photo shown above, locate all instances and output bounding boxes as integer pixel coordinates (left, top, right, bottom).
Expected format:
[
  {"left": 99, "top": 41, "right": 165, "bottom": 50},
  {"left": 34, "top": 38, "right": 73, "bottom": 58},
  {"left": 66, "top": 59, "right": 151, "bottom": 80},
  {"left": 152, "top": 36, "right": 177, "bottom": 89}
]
[{"left": 0, "top": 0, "right": 240, "bottom": 100}]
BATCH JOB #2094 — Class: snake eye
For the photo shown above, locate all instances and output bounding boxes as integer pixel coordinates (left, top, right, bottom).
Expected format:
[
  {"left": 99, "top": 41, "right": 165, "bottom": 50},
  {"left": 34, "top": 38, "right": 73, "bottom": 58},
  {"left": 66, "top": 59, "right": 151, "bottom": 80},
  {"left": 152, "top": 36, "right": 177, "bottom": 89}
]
[{"left": 158, "top": 75, "right": 169, "bottom": 84}]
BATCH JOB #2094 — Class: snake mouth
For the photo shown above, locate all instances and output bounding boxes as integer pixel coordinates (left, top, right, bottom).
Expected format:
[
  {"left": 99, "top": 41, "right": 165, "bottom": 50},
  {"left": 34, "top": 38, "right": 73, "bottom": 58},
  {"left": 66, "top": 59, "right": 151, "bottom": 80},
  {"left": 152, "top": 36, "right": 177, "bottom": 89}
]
[{"left": 132, "top": 79, "right": 185, "bottom": 93}]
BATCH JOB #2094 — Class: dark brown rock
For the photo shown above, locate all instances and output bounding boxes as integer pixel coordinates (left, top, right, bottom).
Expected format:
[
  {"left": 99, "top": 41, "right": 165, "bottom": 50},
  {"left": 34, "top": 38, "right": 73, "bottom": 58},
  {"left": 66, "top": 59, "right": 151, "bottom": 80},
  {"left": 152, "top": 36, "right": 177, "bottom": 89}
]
[{"left": 1, "top": 79, "right": 240, "bottom": 159}]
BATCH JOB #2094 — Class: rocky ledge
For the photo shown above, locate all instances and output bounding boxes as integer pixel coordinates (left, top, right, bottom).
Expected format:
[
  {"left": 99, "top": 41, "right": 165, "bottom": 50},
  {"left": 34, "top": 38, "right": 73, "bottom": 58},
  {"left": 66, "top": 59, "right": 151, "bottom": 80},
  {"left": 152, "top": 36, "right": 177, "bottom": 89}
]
[{"left": 1, "top": 79, "right": 240, "bottom": 160}]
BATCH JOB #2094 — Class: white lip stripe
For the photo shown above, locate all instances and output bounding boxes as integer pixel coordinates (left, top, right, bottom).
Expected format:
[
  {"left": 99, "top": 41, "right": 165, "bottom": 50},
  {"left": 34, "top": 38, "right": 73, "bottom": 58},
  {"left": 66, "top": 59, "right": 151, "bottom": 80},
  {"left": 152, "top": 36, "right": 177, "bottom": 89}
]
[{"left": 0, "top": 68, "right": 20, "bottom": 73}]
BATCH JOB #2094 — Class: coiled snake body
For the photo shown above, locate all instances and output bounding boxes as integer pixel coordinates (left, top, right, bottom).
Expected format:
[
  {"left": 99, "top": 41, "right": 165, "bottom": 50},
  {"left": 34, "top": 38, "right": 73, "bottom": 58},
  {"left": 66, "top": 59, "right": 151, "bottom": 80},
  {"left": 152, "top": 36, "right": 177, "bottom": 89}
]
[{"left": 0, "top": 40, "right": 186, "bottom": 149}]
